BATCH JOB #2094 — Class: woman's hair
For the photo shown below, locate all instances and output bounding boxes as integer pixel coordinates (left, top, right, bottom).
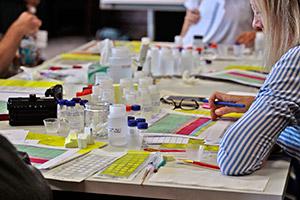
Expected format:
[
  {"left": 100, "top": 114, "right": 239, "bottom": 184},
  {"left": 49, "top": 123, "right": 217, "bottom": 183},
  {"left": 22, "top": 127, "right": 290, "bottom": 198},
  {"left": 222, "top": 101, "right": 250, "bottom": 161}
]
[{"left": 255, "top": 0, "right": 300, "bottom": 68}]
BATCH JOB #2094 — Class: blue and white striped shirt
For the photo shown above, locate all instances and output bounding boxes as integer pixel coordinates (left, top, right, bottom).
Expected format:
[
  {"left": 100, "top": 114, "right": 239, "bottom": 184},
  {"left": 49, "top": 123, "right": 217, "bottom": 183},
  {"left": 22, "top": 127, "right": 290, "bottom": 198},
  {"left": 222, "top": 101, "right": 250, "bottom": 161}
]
[{"left": 218, "top": 45, "right": 300, "bottom": 175}]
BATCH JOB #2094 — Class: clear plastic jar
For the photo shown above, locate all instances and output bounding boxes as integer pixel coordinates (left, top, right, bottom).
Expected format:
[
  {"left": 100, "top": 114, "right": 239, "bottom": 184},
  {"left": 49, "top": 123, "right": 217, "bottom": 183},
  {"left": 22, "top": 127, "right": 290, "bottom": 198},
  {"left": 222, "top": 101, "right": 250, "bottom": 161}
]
[{"left": 84, "top": 102, "right": 110, "bottom": 139}]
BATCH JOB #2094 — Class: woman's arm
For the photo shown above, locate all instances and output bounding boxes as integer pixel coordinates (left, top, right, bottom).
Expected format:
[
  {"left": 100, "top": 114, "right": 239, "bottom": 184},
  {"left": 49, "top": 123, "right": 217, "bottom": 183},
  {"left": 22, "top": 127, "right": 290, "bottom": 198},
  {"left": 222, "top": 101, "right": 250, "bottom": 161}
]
[{"left": 217, "top": 46, "right": 300, "bottom": 175}]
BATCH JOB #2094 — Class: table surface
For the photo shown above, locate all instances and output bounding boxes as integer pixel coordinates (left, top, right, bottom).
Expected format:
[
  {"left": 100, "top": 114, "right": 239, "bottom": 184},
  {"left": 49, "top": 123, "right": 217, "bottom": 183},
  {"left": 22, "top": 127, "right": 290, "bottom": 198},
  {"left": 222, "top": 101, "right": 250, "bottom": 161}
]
[
  {"left": 99, "top": 0, "right": 186, "bottom": 11},
  {"left": 4, "top": 41, "right": 291, "bottom": 200}
]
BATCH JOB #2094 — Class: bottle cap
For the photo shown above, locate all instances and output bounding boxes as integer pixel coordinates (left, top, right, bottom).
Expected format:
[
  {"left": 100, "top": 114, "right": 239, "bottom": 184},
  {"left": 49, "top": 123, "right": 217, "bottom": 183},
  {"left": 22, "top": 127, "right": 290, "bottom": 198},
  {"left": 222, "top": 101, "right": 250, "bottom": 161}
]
[
  {"left": 126, "top": 105, "right": 132, "bottom": 112},
  {"left": 136, "top": 118, "right": 146, "bottom": 123},
  {"left": 137, "top": 122, "right": 148, "bottom": 129},
  {"left": 57, "top": 99, "right": 65, "bottom": 105},
  {"left": 72, "top": 98, "right": 81, "bottom": 103},
  {"left": 194, "top": 35, "right": 204, "bottom": 40},
  {"left": 128, "top": 120, "right": 137, "bottom": 127},
  {"left": 69, "top": 101, "right": 76, "bottom": 107},
  {"left": 131, "top": 105, "right": 141, "bottom": 111}
]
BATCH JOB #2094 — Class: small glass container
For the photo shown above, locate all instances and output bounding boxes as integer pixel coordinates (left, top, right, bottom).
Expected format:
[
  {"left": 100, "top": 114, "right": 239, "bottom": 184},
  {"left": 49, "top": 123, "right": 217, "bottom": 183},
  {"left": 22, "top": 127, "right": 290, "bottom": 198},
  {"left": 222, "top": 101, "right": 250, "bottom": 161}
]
[
  {"left": 43, "top": 118, "right": 60, "bottom": 134},
  {"left": 84, "top": 102, "right": 110, "bottom": 139}
]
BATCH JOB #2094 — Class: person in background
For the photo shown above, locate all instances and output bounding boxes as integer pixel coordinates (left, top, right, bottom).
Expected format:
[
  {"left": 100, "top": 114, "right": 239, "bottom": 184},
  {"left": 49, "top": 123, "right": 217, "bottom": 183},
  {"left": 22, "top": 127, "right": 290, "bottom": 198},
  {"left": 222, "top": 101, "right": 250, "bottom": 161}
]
[
  {"left": 0, "top": 12, "right": 41, "bottom": 76},
  {"left": 209, "top": 1, "right": 300, "bottom": 197},
  {"left": 181, "top": 0, "right": 256, "bottom": 47}
]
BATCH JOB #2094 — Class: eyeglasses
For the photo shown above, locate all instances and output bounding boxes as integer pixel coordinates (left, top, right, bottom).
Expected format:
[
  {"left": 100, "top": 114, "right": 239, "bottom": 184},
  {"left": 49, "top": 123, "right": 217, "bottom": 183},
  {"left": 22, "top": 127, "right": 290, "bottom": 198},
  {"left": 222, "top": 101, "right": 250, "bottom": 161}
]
[{"left": 160, "top": 97, "right": 200, "bottom": 110}]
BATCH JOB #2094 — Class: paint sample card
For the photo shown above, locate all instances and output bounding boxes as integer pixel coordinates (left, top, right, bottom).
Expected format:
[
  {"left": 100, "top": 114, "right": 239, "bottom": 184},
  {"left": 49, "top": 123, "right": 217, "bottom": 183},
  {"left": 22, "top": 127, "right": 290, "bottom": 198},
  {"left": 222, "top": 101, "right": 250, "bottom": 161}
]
[
  {"left": 14, "top": 143, "right": 77, "bottom": 169},
  {"left": 200, "top": 69, "right": 266, "bottom": 87}
]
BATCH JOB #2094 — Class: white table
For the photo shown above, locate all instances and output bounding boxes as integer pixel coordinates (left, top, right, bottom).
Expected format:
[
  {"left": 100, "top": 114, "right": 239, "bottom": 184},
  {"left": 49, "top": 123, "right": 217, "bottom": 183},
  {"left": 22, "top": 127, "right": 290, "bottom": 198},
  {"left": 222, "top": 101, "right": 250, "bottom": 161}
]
[
  {"left": 3, "top": 41, "right": 291, "bottom": 200},
  {"left": 99, "top": 0, "right": 186, "bottom": 40}
]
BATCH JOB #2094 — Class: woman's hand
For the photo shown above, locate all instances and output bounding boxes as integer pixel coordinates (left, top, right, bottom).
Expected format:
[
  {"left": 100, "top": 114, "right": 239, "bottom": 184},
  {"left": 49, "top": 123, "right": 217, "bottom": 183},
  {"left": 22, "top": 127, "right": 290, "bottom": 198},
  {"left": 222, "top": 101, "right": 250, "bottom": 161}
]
[
  {"left": 236, "top": 31, "right": 256, "bottom": 47},
  {"left": 185, "top": 9, "right": 201, "bottom": 25},
  {"left": 209, "top": 92, "right": 255, "bottom": 120}
]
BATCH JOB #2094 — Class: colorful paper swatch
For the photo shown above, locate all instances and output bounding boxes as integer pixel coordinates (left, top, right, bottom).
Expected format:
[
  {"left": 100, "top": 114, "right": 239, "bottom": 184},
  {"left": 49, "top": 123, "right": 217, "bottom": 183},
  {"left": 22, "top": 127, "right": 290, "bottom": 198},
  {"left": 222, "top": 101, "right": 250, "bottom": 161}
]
[
  {"left": 99, "top": 151, "right": 151, "bottom": 179},
  {"left": 15, "top": 144, "right": 67, "bottom": 165},
  {"left": 147, "top": 114, "right": 197, "bottom": 134},
  {"left": 200, "top": 69, "right": 266, "bottom": 87}
]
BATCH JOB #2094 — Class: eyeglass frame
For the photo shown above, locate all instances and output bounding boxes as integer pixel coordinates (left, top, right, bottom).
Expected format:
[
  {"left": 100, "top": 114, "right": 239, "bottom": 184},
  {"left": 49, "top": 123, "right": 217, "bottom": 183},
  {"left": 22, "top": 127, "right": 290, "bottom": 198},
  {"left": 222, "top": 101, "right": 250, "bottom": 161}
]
[{"left": 160, "top": 97, "right": 200, "bottom": 110}]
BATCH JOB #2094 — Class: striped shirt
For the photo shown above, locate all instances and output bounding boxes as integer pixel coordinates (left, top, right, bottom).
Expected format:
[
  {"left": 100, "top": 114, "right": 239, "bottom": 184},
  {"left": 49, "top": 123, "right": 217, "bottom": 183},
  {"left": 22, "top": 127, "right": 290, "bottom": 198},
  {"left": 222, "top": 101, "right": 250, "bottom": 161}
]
[{"left": 218, "top": 45, "right": 300, "bottom": 175}]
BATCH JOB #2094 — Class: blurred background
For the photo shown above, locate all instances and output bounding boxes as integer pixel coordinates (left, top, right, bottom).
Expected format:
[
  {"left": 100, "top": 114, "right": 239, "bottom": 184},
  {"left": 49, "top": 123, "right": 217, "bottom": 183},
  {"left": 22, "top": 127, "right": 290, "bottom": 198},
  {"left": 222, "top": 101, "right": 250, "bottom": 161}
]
[{"left": 0, "top": 0, "right": 185, "bottom": 59}]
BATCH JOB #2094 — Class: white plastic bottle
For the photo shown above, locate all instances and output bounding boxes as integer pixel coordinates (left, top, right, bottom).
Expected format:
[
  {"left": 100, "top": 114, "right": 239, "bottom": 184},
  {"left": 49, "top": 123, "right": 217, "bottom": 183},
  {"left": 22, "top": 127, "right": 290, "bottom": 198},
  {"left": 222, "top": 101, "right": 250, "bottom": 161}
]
[
  {"left": 66, "top": 101, "right": 82, "bottom": 132},
  {"left": 127, "top": 120, "right": 140, "bottom": 150},
  {"left": 192, "top": 35, "right": 205, "bottom": 50},
  {"left": 137, "top": 122, "right": 148, "bottom": 149},
  {"left": 159, "top": 47, "right": 174, "bottom": 76},
  {"left": 255, "top": 32, "right": 265, "bottom": 58},
  {"left": 107, "top": 104, "right": 128, "bottom": 147},
  {"left": 139, "top": 90, "right": 152, "bottom": 120},
  {"left": 150, "top": 47, "right": 160, "bottom": 76},
  {"left": 119, "top": 78, "right": 133, "bottom": 103},
  {"left": 174, "top": 35, "right": 183, "bottom": 48},
  {"left": 148, "top": 85, "right": 160, "bottom": 114},
  {"left": 108, "top": 47, "right": 132, "bottom": 83},
  {"left": 172, "top": 48, "right": 181, "bottom": 76},
  {"left": 181, "top": 49, "right": 193, "bottom": 73}
]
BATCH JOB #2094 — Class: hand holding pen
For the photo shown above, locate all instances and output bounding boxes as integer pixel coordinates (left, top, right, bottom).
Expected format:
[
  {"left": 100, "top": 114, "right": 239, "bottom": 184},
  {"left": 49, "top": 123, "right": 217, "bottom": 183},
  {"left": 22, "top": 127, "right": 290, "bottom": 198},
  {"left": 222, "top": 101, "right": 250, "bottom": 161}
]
[{"left": 209, "top": 91, "right": 255, "bottom": 120}]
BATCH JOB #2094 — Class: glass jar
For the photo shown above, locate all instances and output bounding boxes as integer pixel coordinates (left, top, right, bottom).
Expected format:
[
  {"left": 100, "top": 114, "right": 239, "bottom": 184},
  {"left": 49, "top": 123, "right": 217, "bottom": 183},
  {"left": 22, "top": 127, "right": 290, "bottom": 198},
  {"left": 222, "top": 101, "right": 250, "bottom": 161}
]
[{"left": 84, "top": 102, "right": 110, "bottom": 139}]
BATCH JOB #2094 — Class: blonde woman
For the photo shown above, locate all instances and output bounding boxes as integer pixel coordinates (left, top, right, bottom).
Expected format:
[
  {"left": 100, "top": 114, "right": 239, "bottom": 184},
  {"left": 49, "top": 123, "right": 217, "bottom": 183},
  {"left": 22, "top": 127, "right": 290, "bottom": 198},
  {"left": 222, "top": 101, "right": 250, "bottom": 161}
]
[{"left": 209, "top": 0, "right": 300, "bottom": 176}]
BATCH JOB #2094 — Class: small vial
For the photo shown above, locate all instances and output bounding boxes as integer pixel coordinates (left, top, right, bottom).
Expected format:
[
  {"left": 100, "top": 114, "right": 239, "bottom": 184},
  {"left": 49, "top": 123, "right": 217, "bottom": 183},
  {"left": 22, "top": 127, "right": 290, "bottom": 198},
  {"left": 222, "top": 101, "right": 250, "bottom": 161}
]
[
  {"left": 127, "top": 120, "right": 141, "bottom": 150},
  {"left": 128, "top": 116, "right": 135, "bottom": 121},
  {"left": 148, "top": 85, "right": 160, "bottom": 114},
  {"left": 137, "top": 122, "right": 148, "bottom": 148}
]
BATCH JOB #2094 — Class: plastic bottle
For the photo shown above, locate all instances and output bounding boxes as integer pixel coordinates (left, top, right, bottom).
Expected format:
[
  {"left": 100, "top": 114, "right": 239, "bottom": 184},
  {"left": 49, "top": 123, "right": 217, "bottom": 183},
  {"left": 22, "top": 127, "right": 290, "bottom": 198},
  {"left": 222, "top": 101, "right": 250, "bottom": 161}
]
[
  {"left": 193, "top": 35, "right": 205, "bottom": 50},
  {"left": 120, "top": 78, "right": 133, "bottom": 103},
  {"left": 174, "top": 35, "right": 183, "bottom": 48},
  {"left": 150, "top": 47, "right": 160, "bottom": 76},
  {"left": 181, "top": 49, "right": 193, "bottom": 73},
  {"left": 255, "top": 32, "right": 265, "bottom": 58},
  {"left": 172, "top": 48, "right": 182, "bottom": 76},
  {"left": 159, "top": 47, "right": 174, "bottom": 76},
  {"left": 138, "top": 77, "right": 153, "bottom": 91},
  {"left": 127, "top": 120, "right": 141, "bottom": 150},
  {"left": 148, "top": 85, "right": 160, "bottom": 114},
  {"left": 137, "top": 122, "right": 149, "bottom": 148},
  {"left": 139, "top": 90, "right": 152, "bottom": 120},
  {"left": 107, "top": 104, "right": 128, "bottom": 147},
  {"left": 19, "top": 36, "right": 38, "bottom": 66},
  {"left": 66, "top": 101, "right": 83, "bottom": 132},
  {"left": 108, "top": 47, "right": 132, "bottom": 83}
]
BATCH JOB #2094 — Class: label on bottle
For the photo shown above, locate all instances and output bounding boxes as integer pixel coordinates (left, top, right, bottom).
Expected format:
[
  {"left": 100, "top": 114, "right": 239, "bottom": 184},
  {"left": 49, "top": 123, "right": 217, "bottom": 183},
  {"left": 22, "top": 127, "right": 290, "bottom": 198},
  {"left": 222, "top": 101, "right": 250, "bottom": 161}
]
[{"left": 108, "top": 127, "right": 122, "bottom": 135}]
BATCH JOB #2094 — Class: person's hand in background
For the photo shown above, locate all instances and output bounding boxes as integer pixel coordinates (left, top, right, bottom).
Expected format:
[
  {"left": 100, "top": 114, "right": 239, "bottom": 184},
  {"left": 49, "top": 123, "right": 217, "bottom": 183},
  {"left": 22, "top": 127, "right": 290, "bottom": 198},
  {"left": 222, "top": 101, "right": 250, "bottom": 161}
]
[
  {"left": 209, "top": 91, "right": 255, "bottom": 120},
  {"left": 25, "top": 0, "right": 40, "bottom": 7},
  {"left": 236, "top": 31, "right": 256, "bottom": 47},
  {"left": 11, "top": 12, "right": 42, "bottom": 36},
  {"left": 185, "top": 9, "right": 201, "bottom": 25}
]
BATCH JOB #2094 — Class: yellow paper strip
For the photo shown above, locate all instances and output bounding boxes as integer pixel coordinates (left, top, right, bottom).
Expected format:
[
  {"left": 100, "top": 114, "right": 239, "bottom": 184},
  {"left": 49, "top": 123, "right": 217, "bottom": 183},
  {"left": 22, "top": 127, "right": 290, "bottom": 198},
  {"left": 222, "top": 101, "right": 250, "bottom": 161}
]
[
  {"left": 60, "top": 53, "right": 100, "bottom": 61},
  {"left": 0, "top": 79, "right": 60, "bottom": 88}
]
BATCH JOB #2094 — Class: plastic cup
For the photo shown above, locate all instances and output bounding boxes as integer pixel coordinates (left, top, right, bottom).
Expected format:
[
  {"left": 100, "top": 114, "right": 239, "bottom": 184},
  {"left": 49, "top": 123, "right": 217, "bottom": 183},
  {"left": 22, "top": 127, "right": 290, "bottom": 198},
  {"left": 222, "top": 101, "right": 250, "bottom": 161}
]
[
  {"left": 43, "top": 118, "right": 60, "bottom": 134},
  {"left": 217, "top": 44, "right": 229, "bottom": 57},
  {"left": 185, "top": 143, "right": 201, "bottom": 160},
  {"left": 233, "top": 44, "right": 245, "bottom": 57}
]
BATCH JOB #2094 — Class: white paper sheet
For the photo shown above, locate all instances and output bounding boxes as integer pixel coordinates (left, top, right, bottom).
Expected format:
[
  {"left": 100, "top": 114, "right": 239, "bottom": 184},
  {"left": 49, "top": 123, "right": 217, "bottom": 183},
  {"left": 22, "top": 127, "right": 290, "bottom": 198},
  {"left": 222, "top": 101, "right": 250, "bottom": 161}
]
[
  {"left": 0, "top": 129, "right": 29, "bottom": 143},
  {"left": 150, "top": 167, "right": 269, "bottom": 192}
]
